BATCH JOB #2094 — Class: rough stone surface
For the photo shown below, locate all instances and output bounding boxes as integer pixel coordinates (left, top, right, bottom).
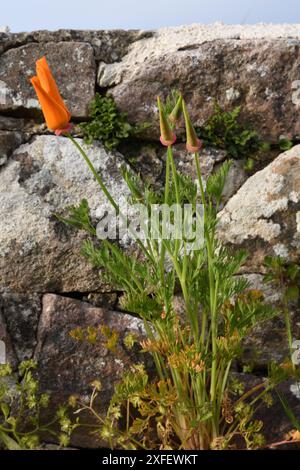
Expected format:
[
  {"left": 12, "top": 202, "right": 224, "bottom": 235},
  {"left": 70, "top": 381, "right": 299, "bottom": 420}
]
[
  {"left": 0, "top": 42, "right": 95, "bottom": 118},
  {"left": 119, "top": 142, "right": 228, "bottom": 188},
  {"left": 236, "top": 373, "right": 300, "bottom": 446},
  {"left": 0, "top": 130, "right": 23, "bottom": 165},
  {"left": 1, "top": 24, "right": 300, "bottom": 449},
  {"left": 0, "top": 291, "right": 41, "bottom": 362},
  {"left": 173, "top": 146, "right": 245, "bottom": 203},
  {"left": 118, "top": 141, "right": 164, "bottom": 184},
  {"left": 98, "top": 26, "right": 300, "bottom": 141},
  {"left": 0, "top": 29, "right": 152, "bottom": 62},
  {"left": 83, "top": 292, "right": 118, "bottom": 310},
  {"left": 240, "top": 274, "right": 300, "bottom": 368},
  {"left": 0, "top": 309, "right": 17, "bottom": 367},
  {"left": 0, "top": 135, "right": 129, "bottom": 292},
  {"left": 174, "top": 144, "right": 227, "bottom": 181},
  {"left": 218, "top": 145, "right": 300, "bottom": 271},
  {"left": 0, "top": 116, "right": 33, "bottom": 131},
  {"left": 35, "top": 294, "right": 148, "bottom": 448},
  {"left": 220, "top": 160, "right": 248, "bottom": 204}
]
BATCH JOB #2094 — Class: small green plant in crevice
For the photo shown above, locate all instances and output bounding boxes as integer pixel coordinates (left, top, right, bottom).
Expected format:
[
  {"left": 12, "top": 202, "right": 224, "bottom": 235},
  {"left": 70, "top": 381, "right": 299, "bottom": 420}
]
[
  {"left": 0, "top": 360, "right": 78, "bottom": 450},
  {"left": 197, "top": 103, "right": 269, "bottom": 161},
  {"left": 80, "top": 93, "right": 150, "bottom": 151},
  {"left": 278, "top": 138, "right": 294, "bottom": 152},
  {"left": 54, "top": 198, "right": 96, "bottom": 236}
]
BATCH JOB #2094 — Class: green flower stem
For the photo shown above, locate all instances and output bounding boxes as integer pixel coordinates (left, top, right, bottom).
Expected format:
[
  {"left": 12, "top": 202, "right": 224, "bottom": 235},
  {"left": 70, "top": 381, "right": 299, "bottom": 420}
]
[
  {"left": 283, "top": 299, "right": 294, "bottom": 369},
  {"left": 67, "top": 134, "right": 119, "bottom": 213},
  {"left": 142, "top": 320, "right": 166, "bottom": 381},
  {"left": 168, "top": 147, "right": 181, "bottom": 257},
  {"left": 158, "top": 146, "right": 197, "bottom": 340},
  {"left": 165, "top": 146, "right": 171, "bottom": 203},
  {"left": 194, "top": 151, "right": 206, "bottom": 216},
  {"left": 194, "top": 150, "right": 219, "bottom": 437},
  {"left": 67, "top": 133, "right": 155, "bottom": 264},
  {"left": 194, "top": 151, "right": 208, "bottom": 347},
  {"left": 168, "top": 147, "right": 199, "bottom": 338},
  {"left": 158, "top": 146, "right": 171, "bottom": 315},
  {"left": 216, "top": 360, "right": 232, "bottom": 425}
]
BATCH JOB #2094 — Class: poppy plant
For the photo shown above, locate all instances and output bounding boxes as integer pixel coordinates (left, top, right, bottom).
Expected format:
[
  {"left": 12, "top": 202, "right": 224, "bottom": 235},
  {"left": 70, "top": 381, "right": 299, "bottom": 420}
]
[
  {"left": 31, "top": 56, "right": 122, "bottom": 217},
  {"left": 30, "top": 56, "right": 71, "bottom": 135}
]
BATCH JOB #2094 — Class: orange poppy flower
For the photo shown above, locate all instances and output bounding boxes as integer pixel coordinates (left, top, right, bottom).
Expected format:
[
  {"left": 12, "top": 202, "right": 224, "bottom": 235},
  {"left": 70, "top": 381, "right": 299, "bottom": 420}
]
[
  {"left": 157, "top": 96, "right": 176, "bottom": 147},
  {"left": 30, "top": 56, "right": 71, "bottom": 134}
]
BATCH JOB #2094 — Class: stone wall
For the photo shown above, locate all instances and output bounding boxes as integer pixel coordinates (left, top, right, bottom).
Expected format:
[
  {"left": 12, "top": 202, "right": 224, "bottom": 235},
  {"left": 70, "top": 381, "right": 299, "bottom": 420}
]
[{"left": 1, "top": 24, "right": 300, "bottom": 447}]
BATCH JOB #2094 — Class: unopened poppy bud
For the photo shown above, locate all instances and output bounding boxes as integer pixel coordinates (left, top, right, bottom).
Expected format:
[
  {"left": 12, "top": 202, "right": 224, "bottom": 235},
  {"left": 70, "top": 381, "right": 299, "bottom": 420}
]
[
  {"left": 30, "top": 56, "right": 71, "bottom": 133},
  {"left": 157, "top": 96, "right": 176, "bottom": 147},
  {"left": 169, "top": 94, "right": 183, "bottom": 124},
  {"left": 182, "top": 99, "right": 202, "bottom": 153}
]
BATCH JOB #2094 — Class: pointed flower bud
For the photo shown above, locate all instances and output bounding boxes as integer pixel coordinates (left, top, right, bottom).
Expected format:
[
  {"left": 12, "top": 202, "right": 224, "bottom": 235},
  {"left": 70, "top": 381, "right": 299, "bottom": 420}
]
[
  {"left": 182, "top": 99, "right": 202, "bottom": 153},
  {"left": 169, "top": 93, "right": 183, "bottom": 124},
  {"left": 30, "top": 56, "right": 71, "bottom": 134},
  {"left": 157, "top": 96, "right": 176, "bottom": 147}
]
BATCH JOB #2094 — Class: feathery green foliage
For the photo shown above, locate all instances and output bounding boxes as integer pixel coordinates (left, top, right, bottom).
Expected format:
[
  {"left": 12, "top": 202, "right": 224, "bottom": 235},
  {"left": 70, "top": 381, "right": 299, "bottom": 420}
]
[
  {"left": 198, "top": 104, "right": 268, "bottom": 159},
  {"left": 59, "top": 93, "right": 291, "bottom": 450},
  {"left": 80, "top": 93, "right": 149, "bottom": 150}
]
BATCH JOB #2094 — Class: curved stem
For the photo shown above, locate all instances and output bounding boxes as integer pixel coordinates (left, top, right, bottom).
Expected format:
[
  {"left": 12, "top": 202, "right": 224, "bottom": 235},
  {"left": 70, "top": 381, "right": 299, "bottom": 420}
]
[{"left": 67, "top": 134, "right": 155, "bottom": 264}]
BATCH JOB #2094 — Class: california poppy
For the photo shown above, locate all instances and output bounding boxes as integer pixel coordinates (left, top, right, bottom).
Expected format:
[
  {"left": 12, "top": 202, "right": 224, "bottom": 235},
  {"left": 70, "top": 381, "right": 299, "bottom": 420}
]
[{"left": 30, "top": 56, "right": 71, "bottom": 134}]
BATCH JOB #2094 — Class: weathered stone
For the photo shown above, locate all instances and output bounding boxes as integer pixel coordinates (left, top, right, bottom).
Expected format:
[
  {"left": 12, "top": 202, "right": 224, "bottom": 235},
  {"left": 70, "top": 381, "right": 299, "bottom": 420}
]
[
  {"left": 219, "top": 159, "right": 248, "bottom": 204},
  {"left": 0, "top": 291, "right": 41, "bottom": 362},
  {"left": 0, "top": 116, "right": 43, "bottom": 141},
  {"left": 0, "top": 135, "right": 129, "bottom": 292},
  {"left": 0, "top": 29, "right": 152, "bottom": 62},
  {"left": 119, "top": 142, "right": 227, "bottom": 188},
  {"left": 0, "top": 130, "right": 23, "bottom": 165},
  {"left": 240, "top": 274, "right": 300, "bottom": 368},
  {"left": 118, "top": 141, "right": 164, "bottom": 184},
  {"left": 1, "top": 24, "right": 300, "bottom": 449},
  {"left": 84, "top": 292, "right": 118, "bottom": 310},
  {"left": 0, "top": 42, "right": 95, "bottom": 118},
  {"left": 218, "top": 145, "right": 300, "bottom": 271},
  {"left": 35, "top": 294, "right": 148, "bottom": 448},
  {"left": 243, "top": 315, "right": 300, "bottom": 369},
  {"left": 242, "top": 273, "right": 283, "bottom": 304},
  {"left": 0, "top": 116, "right": 27, "bottom": 131},
  {"left": 234, "top": 373, "right": 300, "bottom": 447},
  {"left": 173, "top": 144, "right": 227, "bottom": 181},
  {"left": 173, "top": 145, "right": 243, "bottom": 204},
  {"left": 0, "top": 116, "right": 52, "bottom": 141},
  {"left": 98, "top": 26, "right": 300, "bottom": 141}
]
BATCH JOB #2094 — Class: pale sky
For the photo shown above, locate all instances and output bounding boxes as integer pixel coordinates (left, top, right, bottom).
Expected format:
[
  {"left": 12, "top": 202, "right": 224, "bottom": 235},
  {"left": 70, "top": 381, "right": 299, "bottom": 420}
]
[{"left": 2, "top": 0, "right": 300, "bottom": 32}]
